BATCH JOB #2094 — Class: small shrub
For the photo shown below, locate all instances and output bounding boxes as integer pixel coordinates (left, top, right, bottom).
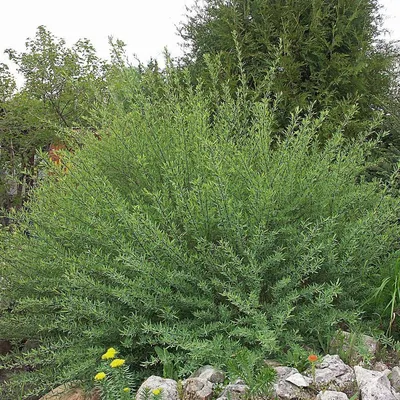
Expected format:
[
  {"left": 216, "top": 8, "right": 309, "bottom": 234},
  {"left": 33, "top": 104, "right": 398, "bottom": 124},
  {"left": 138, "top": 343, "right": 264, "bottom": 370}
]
[
  {"left": 226, "top": 348, "right": 276, "bottom": 398},
  {"left": 94, "top": 348, "right": 133, "bottom": 400},
  {"left": 154, "top": 347, "right": 179, "bottom": 381},
  {"left": 280, "top": 344, "right": 310, "bottom": 373}
]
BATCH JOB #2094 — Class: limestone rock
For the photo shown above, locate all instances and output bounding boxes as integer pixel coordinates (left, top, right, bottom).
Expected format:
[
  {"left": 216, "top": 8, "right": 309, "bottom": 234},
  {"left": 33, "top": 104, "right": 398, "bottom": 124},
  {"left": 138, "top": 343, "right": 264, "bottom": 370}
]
[
  {"left": 216, "top": 383, "right": 248, "bottom": 400},
  {"left": 354, "top": 365, "right": 397, "bottom": 400},
  {"left": 272, "top": 367, "right": 312, "bottom": 400},
  {"left": 330, "top": 331, "right": 378, "bottom": 363},
  {"left": 390, "top": 366, "right": 400, "bottom": 392},
  {"left": 393, "top": 389, "right": 400, "bottom": 400},
  {"left": 312, "top": 355, "right": 355, "bottom": 391},
  {"left": 316, "top": 391, "right": 349, "bottom": 400},
  {"left": 285, "top": 372, "right": 310, "bottom": 388},
  {"left": 137, "top": 376, "right": 178, "bottom": 400},
  {"left": 183, "top": 378, "right": 213, "bottom": 400},
  {"left": 275, "top": 367, "right": 298, "bottom": 380},
  {"left": 39, "top": 383, "right": 99, "bottom": 400},
  {"left": 360, "top": 334, "right": 378, "bottom": 355},
  {"left": 191, "top": 365, "right": 225, "bottom": 384},
  {"left": 373, "top": 361, "right": 389, "bottom": 372}
]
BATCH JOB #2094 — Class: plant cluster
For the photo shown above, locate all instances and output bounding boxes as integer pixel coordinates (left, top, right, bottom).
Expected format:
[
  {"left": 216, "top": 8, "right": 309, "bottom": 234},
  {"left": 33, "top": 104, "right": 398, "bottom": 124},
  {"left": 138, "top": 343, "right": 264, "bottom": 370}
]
[
  {"left": 94, "top": 347, "right": 133, "bottom": 400},
  {"left": 226, "top": 349, "right": 276, "bottom": 398},
  {"left": 1, "top": 59, "right": 400, "bottom": 396}
]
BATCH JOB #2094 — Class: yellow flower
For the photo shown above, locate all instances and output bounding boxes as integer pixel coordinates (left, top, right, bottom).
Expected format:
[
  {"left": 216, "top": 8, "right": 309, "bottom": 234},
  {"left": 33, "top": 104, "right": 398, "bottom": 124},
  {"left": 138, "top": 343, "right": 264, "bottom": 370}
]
[
  {"left": 110, "top": 358, "right": 125, "bottom": 368},
  {"left": 101, "top": 347, "right": 117, "bottom": 360},
  {"left": 152, "top": 388, "right": 162, "bottom": 396},
  {"left": 94, "top": 372, "right": 106, "bottom": 381},
  {"left": 123, "top": 387, "right": 130, "bottom": 393}
]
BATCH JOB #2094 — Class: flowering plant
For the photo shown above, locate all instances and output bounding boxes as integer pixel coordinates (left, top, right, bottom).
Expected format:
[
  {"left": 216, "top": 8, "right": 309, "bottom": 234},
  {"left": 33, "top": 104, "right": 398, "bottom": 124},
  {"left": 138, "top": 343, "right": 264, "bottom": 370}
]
[
  {"left": 94, "top": 347, "right": 133, "bottom": 400},
  {"left": 139, "top": 387, "right": 164, "bottom": 400},
  {"left": 308, "top": 354, "right": 318, "bottom": 384}
]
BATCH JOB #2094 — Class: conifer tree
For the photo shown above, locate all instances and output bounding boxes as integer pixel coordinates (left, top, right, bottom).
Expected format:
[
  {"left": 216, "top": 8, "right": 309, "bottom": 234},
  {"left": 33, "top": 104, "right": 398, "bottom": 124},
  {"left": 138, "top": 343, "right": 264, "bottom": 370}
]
[{"left": 179, "top": 0, "right": 399, "bottom": 140}]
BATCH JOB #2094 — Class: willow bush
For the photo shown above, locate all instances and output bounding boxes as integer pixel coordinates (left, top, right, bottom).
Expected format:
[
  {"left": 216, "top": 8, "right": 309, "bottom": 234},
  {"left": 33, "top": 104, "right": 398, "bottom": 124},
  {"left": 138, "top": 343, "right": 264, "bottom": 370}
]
[{"left": 1, "top": 64, "right": 400, "bottom": 396}]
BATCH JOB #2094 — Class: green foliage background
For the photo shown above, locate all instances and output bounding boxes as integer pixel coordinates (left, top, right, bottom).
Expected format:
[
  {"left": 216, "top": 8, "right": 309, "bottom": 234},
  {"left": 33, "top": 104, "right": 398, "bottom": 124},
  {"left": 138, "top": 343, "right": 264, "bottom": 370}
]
[
  {"left": 1, "top": 63, "right": 400, "bottom": 396},
  {"left": 179, "top": 0, "right": 400, "bottom": 145}
]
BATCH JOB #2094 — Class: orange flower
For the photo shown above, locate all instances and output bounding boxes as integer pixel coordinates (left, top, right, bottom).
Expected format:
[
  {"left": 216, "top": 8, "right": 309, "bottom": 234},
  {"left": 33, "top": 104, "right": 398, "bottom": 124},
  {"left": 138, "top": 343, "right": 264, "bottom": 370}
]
[{"left": 308, "top": 354, "right": 318, "bottom": 363}]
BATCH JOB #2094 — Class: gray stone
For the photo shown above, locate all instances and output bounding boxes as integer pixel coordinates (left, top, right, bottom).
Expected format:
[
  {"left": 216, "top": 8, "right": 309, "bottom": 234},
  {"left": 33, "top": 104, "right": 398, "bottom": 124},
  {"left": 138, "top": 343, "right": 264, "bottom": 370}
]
[
  {"left": 272, "top": 381, "right": 303, "bottom": 399},
  {"left": 383, "top": 368, "right": 392, "bottom": 377},
  {"left": 216, "top": 383, "right": 248, "bottom": 400},
  {"left": 354, "top": 365, "right": 397, "bottom": 400},
  {"left": 330, "top": 331, "right": 378, "bottom": 362},
  {"left": 311, "top": 355, "right": 355, "bottom": 391},
  {"left": 362, "top": 335, "right": 378, "bottom": 355},
  {"left": 316, "top": 391, "right": 349, "bottom": 400},
  {"left": 272, "top": 367, "right": 312, "bottom": 400},
  {"left": 39, "top": 382, "right": 100, "bottom": 400},
  {"left": 393, "top": 389, "right": 400, "bottom": 400},
  {"left": 390, "top": 366, "right": 400, "bottom": 392},
  {"left": 191, "top": 365, "right": 225, "bottom": 384},
  {"left": 183, "top": 378, "right": 213, "bottom": 400},
  {"left": 373, "top": 361, "right": 388, "bottom": 372},
  {"left": 275, "top": 366, "right": 299, "bottom": 380},
  {"left": 137, "top": 376, "right": 178, "bottom": 400},
  {"left": 285, "top": 373, "right": 310, "bottom": 388}
]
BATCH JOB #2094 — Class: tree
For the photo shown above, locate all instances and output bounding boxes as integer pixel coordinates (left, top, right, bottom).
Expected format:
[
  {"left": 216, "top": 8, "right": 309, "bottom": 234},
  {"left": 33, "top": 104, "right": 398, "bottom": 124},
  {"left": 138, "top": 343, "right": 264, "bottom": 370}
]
[
  {"left": 0, "top": 64, "right": 17, "bottom": 214},
  {"left": 0, "top": 27, "right": 109, "bottom": 214},
  {"left": 6, "top": 26, "right": 108, "bottom": 128},
  {"left": 0, "top": 91, "right": 47, "bottom": 214},
  {"left": 0, "top": 63, "right": 16, "bottom": 102},
  {"left": 179, "top": 0, "right": 399, "bottom": 140}
]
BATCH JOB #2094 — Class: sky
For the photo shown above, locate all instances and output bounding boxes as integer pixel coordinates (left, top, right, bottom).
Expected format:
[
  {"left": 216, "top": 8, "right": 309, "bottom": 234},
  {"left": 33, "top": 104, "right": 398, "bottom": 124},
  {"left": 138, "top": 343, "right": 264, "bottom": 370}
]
[
  {"left": 0, "top": 0, "right": 399, "bottom": 81},
  {"left": 0, "top": 0, "right": 195, "bottom": 79},
  {"left": 381, "top": 0, "right": 400, "bottom": 41}
]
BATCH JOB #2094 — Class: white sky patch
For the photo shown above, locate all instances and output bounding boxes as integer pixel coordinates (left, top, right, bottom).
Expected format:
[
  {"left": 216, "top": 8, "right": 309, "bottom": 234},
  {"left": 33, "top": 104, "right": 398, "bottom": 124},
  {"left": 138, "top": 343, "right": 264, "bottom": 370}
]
[
  {"left": 380, "top": 0, "right": 400, "bottom": 41},
  {"left": 0, "top": 0, "right": 194, "bottom": 79},
  {"left": 0, "top": 0, "right": 399, "bottom": 82}
]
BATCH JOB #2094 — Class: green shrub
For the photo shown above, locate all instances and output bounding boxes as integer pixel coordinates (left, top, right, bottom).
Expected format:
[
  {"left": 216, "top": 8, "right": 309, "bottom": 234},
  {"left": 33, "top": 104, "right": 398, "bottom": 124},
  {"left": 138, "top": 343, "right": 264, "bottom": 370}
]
[
  {"left": 226, "top": 348, "right": 276, "bottom": 398},
  {"left": 1, "top": 65, "right": 399, "bottom": 396}
]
